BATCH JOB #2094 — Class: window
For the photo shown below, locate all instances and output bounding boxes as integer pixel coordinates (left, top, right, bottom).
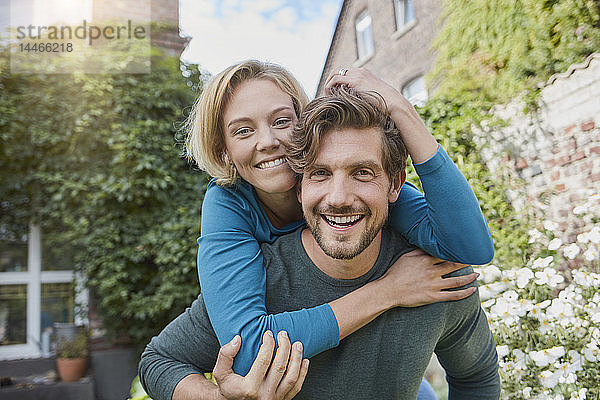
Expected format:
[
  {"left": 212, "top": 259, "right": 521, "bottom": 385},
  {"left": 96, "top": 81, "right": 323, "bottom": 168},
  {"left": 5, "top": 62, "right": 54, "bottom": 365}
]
[
  {"left": 355, "top": 11, "right": 374, "bottom": 60},
  {"left": 394, "top": 0, "right": 415, "bottom": 30},
  {"left": 402, "top": 76, "right": 428, "bottom": 107},
  {"left": 0, "top": 225, "right": 80, "bottom": 360}
]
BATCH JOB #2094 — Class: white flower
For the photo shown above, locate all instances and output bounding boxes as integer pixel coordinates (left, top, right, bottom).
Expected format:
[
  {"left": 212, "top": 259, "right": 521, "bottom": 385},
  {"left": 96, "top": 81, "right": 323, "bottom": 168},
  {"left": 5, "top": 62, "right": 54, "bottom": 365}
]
[
  {"left": 535, "top": 267, "right": 564, "bottom": 287},
  {"left": 577, "top": 232, "right": 590, "bottom": 244},
  {"left": 532, "top": 256, "right": 554, "bottom": 269},
  {"left": 589, "top": 226, "right": 600, "bottom": 244},
  {"left": 584, "top": 247, "right": 599, "bottom": 262},
  {"left": 583, "top": 342, "right": 599, "bottom": 362},
  {"left": 539, "top": 369, "right": 560, "bottom": 387},
  {"left": 548, "top": 238, "right": 563, "bottom": 250},
  {"left": 573, "top": 205, "right": 588, "bottom": 215},
  {"left": 528, "top": 228, "right": 542, "bottom": 243},
  {"left": 478, "top": 265, "right": 502, "bottom": 283},
  {"left": 516, "top": 267, "right": 534, "bottom": 288},
  {"left": 546, "top": 299, "right": 575, "bottom": 326},
  {"left": 544, "top": 220, "right": 559, "bottom": 231},
  {"left": 529, "top": 346, "right": 565, "bottom": 367},
  {"left": 570, "top": 388, "right": 588, "bottom": 400},
  {"left": 502, "top": 290, "right": 518, "bottom": 302},
  {"left": 563, "top": 243, "right": 580, "bottom": 259},
  {"left": 496, "top": 344, "right": 509, "bottom": 358},
  {"left": 528, "top": 300, "right": 551, "bottom": 319}
]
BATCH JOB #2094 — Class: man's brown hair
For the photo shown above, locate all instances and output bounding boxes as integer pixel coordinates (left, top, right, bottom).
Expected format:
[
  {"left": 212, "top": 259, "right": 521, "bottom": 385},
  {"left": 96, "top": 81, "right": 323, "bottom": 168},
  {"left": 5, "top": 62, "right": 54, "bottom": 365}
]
[{"left": 287, "top": 87, "right": 408, "bottom": 179}]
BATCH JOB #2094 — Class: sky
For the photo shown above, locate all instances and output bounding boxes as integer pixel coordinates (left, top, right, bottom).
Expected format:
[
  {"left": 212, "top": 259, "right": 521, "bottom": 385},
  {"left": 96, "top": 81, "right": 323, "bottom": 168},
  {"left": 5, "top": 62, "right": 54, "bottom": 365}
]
[{"left": 179, "top": 0, "right": 343, "bottom": 96}]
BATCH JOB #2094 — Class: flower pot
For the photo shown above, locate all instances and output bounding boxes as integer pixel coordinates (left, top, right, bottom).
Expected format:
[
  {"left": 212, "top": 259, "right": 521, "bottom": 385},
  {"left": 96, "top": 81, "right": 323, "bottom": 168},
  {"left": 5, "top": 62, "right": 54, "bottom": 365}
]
[{"left": 57, "top": 357, "right": 87, "bottom": 382}]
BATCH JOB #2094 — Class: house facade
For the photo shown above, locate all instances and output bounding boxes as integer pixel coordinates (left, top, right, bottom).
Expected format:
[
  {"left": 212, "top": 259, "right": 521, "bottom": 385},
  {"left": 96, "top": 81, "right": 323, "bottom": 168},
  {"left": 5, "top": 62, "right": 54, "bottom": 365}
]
[{"left": 317, "top": 0, "right": 443, "bottom": 106}]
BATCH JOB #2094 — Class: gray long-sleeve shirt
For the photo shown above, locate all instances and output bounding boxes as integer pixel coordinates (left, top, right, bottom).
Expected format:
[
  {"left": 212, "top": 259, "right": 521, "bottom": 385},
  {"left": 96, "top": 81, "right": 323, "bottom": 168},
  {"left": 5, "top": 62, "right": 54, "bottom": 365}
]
[{"left": 139, "top": 228, "right": 500, "bottom": 400}]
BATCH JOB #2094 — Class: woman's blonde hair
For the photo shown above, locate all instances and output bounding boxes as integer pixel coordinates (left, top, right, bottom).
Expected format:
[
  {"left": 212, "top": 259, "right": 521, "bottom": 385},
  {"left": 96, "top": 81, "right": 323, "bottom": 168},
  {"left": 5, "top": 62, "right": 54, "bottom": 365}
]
[{"left": 185, "top": 60, "right": 309, "bottom": 186}]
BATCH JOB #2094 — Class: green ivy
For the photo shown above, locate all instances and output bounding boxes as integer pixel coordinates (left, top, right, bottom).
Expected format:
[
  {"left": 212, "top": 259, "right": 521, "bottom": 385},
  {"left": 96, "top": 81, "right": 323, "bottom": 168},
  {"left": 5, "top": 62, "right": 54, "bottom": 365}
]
[{"left": 0, "top": 47, "right": 208, "bottom": 350}]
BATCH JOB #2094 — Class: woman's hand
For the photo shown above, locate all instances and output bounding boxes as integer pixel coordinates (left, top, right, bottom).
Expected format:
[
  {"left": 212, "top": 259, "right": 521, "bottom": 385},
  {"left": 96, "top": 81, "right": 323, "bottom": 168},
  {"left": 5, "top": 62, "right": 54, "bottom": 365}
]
[
  {"left": 323, "top": 67, "right": 438, "bottom": 163},
  {"left": 377, "top": 249, "right": 479, "bottom": 308},
  {"left": 323, "top": 67, "right": 410, "bottom": 116},
  {"left": 213, "top": 331, "right": 309, "bottom": 400}
]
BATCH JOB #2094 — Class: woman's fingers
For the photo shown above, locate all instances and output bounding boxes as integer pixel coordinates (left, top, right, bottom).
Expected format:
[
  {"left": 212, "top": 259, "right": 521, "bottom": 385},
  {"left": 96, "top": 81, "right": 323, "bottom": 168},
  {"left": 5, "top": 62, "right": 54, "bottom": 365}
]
[
  {"left": 438, "top": 272, "right": 479, "bottom": 289},
  {"left": 276, "top": 341, "right": 304, "bottom": 398}
]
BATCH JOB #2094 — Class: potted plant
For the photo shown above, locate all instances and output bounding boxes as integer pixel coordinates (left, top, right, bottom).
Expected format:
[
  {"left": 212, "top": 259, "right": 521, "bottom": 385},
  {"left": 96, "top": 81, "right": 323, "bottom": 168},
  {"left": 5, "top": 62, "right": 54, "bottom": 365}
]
[{"left": 55, "top": 329, "right": 88, "bottom": 382}]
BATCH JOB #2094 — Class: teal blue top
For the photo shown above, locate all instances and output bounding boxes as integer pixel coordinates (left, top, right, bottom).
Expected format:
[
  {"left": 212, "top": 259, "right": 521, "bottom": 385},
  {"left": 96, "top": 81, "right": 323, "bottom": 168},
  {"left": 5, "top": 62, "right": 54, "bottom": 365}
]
[{"left": 197, "top": 145, "right": 494, "bottom": 375}]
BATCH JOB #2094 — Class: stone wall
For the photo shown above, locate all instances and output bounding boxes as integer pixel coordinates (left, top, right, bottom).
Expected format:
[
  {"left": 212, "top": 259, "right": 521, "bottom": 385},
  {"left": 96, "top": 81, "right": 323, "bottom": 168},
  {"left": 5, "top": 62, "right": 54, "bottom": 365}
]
[{"left": 479, "top": 53, "right": 600, "bottom": 241}]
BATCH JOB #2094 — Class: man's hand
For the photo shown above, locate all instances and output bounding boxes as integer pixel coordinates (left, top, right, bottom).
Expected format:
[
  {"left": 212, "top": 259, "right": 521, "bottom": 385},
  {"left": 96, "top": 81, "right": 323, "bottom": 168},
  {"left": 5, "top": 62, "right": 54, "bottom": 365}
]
[
  {"left": 378, "top": 249, "right": 479, "bottom": 308},
  {"left": 214, "top": 331, "right": 309, "bottom": 400}
]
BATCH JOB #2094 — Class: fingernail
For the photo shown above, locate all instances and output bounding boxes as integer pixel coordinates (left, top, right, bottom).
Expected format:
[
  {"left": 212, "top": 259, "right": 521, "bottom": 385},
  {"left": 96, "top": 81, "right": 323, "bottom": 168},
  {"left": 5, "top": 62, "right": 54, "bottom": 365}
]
[
  {"left": 475, "top": 273, "right": 481, "bottom": 278},
  {"left": 303, "top": 359, "right": 310, "bottom": 368},
  {"left": 294, "top": 342, "right": 303, "bottom": 352},
  {"left": 265, "top": 330, "right": 273, "bottom": 337},
  {"left": 279, "top": 330, "right": 288, "bottom": 339},
  {"left": 231, "top": 335, "right": 240, "bottom": 346}
]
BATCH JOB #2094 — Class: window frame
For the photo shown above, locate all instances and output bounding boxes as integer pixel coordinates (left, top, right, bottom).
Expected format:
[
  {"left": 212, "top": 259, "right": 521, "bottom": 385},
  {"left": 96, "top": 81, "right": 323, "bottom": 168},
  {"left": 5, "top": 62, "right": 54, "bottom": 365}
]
[
  {"left": 355, "top": 10, "right": 374, "bottom": 61},
  {"left": 0, "top": 224, "right": 80, "bottom": 360},
  {"left": 401, "top": 75, "right": 428, "bottom": 108},
  {"left": 393, "top": 0, "right": 415, "bottom": 30}
]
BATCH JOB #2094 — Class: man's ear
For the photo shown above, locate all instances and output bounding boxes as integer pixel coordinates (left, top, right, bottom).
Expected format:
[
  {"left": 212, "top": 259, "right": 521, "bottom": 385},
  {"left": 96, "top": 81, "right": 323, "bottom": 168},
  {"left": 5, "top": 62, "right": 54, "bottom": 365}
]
[
  {"left": 388, "top": 170, "right": 406, "bottom": 203},
  {"left": 296, "top": 179, "right": 302, "bottom": 203}
]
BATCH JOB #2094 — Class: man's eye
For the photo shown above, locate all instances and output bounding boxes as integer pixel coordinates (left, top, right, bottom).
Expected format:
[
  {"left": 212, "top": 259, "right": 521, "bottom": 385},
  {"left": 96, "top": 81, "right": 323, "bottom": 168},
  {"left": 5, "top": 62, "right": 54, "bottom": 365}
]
[
  {"left": 355, "top": 169, "right": 374, "bottom": 179},
  {"left": 310, "top": 170, "right": 329, "bottom": 179}
]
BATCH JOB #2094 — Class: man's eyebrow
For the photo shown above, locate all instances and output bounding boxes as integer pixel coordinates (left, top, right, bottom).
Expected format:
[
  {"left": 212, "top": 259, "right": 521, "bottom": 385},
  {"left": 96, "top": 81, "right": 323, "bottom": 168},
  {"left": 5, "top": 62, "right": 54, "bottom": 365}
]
[
  {"left": 226, "top": 106, "right": 294, "bottom": 128},
  {"left": 307, "top": 160, "right": 383, "bottom": 171}
]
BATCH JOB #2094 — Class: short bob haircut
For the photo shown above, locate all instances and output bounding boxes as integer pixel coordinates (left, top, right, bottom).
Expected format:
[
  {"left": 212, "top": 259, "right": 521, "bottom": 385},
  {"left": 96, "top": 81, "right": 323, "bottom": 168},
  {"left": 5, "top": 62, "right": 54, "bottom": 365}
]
[
  {"left": 185, "top": 60, "right": 309, "bottom": 186},
  {"left": 287, "top": 87, "right": 408, "bottom": 180}
]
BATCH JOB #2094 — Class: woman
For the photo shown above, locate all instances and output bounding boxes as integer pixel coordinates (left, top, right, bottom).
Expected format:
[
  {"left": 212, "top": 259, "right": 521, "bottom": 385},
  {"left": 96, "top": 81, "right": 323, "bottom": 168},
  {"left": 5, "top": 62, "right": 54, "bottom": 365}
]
[{"left": 185, "top": 60, "right": 493, "bottom": 397}]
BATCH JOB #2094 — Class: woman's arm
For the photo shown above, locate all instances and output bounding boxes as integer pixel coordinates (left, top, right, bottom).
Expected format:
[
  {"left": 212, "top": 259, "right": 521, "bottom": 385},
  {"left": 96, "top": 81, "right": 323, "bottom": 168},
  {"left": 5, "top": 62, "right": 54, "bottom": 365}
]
[
  {"left": 199, "top": 182, "right": 476, "bottom": 377},
  {"left": 324, "top": 69, "right": 494, "bottom": 265}
]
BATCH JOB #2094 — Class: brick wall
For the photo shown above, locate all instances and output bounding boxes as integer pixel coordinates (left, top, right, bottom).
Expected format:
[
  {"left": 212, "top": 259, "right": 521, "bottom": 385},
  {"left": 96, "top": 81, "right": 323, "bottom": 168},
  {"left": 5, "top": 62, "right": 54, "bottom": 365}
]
[
  {"left": 317, "top": 0, "right": 442, "bottom": 95},
  {"left": 478, "top": 53, "right": 600, "bottom": 241}
]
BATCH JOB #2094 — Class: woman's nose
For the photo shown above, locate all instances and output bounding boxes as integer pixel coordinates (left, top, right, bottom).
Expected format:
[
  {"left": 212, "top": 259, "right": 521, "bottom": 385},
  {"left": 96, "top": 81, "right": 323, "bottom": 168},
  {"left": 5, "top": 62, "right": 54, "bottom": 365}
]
[{"left": 256, "top": 127, "right": 280, "bottom": 151}]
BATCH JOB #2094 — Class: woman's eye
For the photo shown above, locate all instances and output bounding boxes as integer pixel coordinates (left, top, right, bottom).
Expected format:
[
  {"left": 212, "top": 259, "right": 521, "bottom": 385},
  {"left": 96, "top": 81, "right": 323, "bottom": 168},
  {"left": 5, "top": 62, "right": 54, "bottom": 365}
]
[
  {"left": 274, "top": 118, "right": 292, "bottom": 127},
  {"left": 233, "top": 127, "right": 252, "bottom": 136}
]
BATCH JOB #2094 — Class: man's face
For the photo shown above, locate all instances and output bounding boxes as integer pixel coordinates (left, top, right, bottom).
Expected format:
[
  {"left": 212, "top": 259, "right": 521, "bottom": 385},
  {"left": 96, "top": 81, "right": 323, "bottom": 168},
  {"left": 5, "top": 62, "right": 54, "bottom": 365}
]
[{"left": 298, "top": 127, "right": 403, "bottom": 260}]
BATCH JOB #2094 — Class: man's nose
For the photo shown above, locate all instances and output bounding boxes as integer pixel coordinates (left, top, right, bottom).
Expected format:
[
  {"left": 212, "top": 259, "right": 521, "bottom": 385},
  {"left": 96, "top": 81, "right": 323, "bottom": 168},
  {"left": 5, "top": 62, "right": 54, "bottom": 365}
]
[
  {"left": 326, "top": 175, "right": 353, "bottom": 208},
  {"left": 256, "top": 126, "right": 280, "bottom": 151}
]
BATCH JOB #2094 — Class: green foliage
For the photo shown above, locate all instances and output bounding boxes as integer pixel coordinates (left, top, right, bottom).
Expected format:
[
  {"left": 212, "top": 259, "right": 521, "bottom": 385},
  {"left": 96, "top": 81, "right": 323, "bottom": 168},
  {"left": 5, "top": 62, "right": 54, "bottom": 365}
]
[
  {"left": 56, "top": 331, "right": 88, "bottom": 359},
  {"left": 413, "top": 96, "right": 532, "bottom": 268},
  {"left": 0, "top": 47, "right": 208, "bottom": 349},
  {"left": 431, "top": 0, "right": 600, "bottom": 103}
]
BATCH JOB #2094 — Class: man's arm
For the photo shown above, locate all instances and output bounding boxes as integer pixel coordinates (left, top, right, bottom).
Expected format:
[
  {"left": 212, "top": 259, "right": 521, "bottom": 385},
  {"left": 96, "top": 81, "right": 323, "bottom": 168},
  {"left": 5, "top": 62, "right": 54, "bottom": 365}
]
[
  {"left": 138, "top": 296, "right": 221, "bottom": 400},
  {"left": 138, "top": 296, "right": 309, "bottom": 400},
  {"left": 434, "top": 269, "right": 501, "bottom": 400}
]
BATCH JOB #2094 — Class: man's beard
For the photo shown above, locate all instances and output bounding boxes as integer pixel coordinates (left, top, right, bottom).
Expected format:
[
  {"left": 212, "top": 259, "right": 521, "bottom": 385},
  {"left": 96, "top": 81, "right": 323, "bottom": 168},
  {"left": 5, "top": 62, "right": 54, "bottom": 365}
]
[{"left": 307, "top": 205, "right": 387, "bottom": 260}]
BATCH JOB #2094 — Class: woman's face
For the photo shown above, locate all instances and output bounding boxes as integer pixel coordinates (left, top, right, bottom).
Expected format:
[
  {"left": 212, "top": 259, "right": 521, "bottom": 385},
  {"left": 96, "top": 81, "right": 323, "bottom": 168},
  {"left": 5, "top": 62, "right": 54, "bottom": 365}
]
[{"left": 222, "top": 79, "right": 298, "bottom": 196}]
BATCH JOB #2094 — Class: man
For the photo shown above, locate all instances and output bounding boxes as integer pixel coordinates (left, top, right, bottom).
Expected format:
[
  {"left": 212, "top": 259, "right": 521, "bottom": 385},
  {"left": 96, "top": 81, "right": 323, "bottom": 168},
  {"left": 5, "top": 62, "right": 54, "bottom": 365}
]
[{"left": 139, "top": 88, "right": 500, "bottom": 400}]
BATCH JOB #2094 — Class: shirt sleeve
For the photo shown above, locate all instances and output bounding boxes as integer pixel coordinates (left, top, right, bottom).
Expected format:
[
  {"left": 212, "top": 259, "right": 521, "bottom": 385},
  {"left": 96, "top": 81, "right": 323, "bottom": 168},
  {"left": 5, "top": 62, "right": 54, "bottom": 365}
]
[
  {"left": 434, "top": 269, "right": 501, "bottom": 400},
  {"left": 389, "top": 145, "right": 495, "bottom": 265},
  {"left": 198, "top": 184, "right": 339, "bottom": 376},
  {"left": 138, "top": 296, "right": 220, "bottom": 400}
]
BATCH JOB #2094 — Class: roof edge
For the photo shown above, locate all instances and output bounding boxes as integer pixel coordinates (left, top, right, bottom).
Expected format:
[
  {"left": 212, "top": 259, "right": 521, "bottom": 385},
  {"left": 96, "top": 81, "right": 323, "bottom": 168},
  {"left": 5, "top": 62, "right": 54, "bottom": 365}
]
[{"left": 315, "top": 0, "right": 348, "bottom": 95}]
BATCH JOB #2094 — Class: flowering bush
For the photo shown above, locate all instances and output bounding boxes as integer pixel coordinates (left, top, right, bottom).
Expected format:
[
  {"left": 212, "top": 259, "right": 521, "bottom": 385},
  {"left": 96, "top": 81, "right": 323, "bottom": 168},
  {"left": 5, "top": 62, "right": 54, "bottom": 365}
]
[{"left": 477, "top": 191, "right": 600, "bottom": 399}]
